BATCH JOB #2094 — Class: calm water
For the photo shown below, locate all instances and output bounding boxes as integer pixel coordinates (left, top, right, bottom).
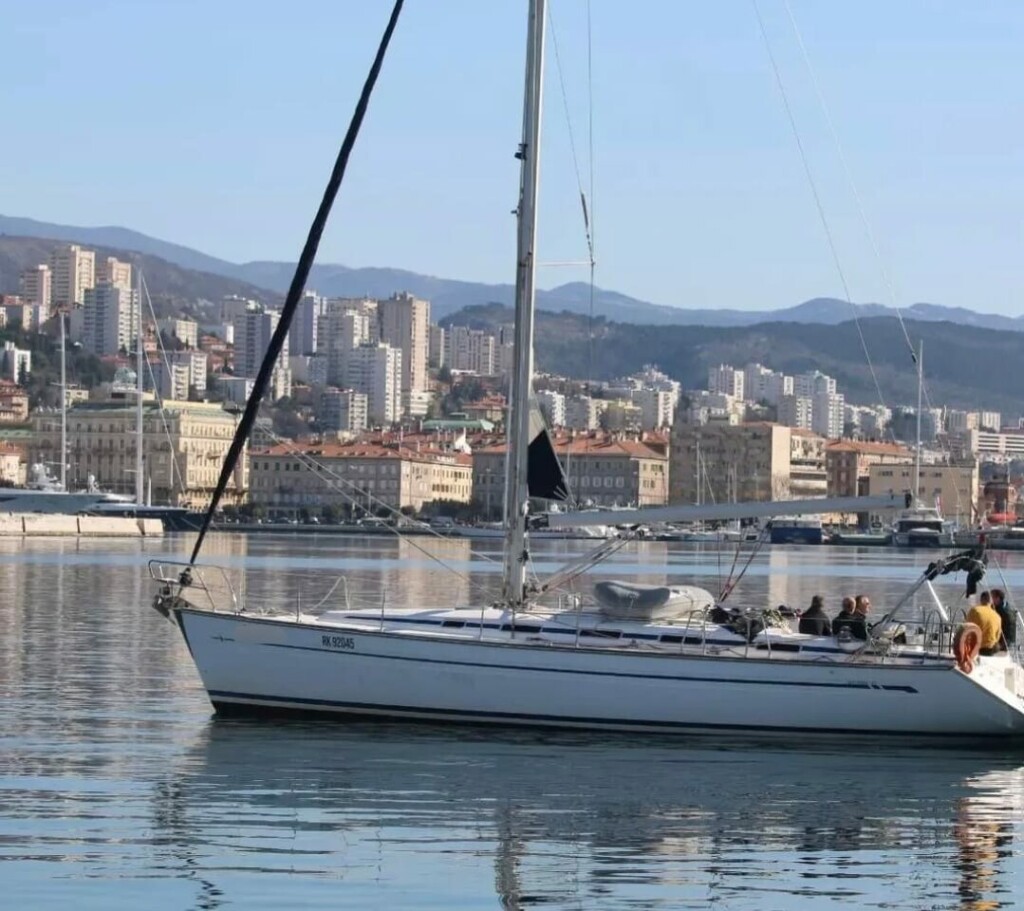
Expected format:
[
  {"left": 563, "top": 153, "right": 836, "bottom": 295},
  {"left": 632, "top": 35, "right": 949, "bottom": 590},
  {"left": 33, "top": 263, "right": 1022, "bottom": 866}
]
[{"left": 3, "top": 533, "right": 1024, "bottom": 909}]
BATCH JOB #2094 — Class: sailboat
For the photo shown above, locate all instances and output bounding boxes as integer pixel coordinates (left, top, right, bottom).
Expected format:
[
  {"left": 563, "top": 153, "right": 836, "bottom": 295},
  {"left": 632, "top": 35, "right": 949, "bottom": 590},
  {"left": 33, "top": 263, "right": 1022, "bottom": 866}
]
[
  {"left": 890, "top": 343, "right": 957, "bottom": 548},
  {"left": 149, "top": 1, "right": 1024, "bottom": 738}
]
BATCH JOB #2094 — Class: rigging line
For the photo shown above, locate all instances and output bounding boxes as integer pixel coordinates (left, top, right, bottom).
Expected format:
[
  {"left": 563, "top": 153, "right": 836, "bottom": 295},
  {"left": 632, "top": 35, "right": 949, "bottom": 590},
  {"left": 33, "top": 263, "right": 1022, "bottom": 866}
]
[
  {"left": 546, "top": 1, "right": 594, "bottom": 267},
  {"left": 783, "top": 0, "right": 955, "bottom": 469},
  {"left": 751, "top": 0, "right": 895, "bottom": 443},
  {"left": 585, "top": 0, "right": 597, "bottom": 429},
  {"left": 140, "top": 274, "right": 186, "bottom": 497},
  {"left": 188, "top": 0, "right": 405, "bottom": 566},
  {"left": 782, "top": 0, "right": 918, "bottom": 367}
]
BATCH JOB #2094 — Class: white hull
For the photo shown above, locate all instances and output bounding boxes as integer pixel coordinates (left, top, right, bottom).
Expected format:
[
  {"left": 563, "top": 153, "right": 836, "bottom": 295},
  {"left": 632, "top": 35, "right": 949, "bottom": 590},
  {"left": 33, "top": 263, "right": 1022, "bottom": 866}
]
[
  {"left": 173, "top": 606, "right": 1024, "bottom": 739},
  {"left": 891, "top": 531, "right": 955, "bottom": 548},
  {"left": 0, "top": 489, "right": 132, "bottom": 514},
  {"left": 455, "top": 526, "right": 612, "bottom": 541}
]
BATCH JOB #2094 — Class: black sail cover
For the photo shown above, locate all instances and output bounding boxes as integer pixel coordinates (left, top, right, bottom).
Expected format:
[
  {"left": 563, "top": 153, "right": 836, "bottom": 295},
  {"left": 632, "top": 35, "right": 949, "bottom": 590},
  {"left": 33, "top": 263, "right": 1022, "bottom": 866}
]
[{"left": 527, "top": 396, "right": 570, "bottom": 501}]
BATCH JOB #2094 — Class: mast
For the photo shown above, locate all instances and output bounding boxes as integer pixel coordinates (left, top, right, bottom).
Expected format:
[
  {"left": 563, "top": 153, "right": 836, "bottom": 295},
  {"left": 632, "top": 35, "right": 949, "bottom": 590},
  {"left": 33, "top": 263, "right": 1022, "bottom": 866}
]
[
  {"left": 501, "top": 0, "right": 547, "bottom": 609},
  {"left": 59, "top": 311, "right": 67, "bottom": 491},
  {"left": 914, "top": 340, "right": 923, "bottom": 507},
  {"left": 135, "top": 270, "right": 145, "bottom": 505}
]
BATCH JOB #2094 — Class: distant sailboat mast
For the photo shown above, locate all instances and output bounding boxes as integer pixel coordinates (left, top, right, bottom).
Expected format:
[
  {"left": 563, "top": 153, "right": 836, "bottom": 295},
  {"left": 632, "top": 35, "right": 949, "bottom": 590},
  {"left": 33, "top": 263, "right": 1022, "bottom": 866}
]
[
  {"left": 135, "top": 269, "right": 145, "bottom": 506},
  {"left": 914, "top": 340, "right": 923, "bottom": 506},
  {"left": 501, "top": 0, "right": 547, "bottom": 611},
  {"left": 59, "top": 310, "right": 68, "bottom": 491}
]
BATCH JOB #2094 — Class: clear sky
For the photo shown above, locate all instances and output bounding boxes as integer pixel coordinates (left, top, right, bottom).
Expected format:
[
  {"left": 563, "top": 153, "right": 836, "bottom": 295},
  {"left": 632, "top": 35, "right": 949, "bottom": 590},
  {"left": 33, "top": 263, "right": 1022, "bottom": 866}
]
[{"left": 3, "top": 1, "right": 1022, "bottom": 314}]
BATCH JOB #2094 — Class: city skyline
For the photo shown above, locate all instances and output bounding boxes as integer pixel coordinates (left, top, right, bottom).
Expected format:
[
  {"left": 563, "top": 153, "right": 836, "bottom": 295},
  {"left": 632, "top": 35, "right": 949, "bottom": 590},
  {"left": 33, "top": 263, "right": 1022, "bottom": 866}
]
[{"left": 3, "top": 2, "right": 1022, "bottom": 315}]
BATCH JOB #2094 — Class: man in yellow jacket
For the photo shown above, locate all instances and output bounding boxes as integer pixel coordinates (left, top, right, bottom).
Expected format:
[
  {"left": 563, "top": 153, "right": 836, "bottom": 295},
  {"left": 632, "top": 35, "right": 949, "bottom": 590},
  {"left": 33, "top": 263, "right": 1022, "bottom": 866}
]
[{"left": 966, "top": 591, "right": 1003, "bottom": 656}]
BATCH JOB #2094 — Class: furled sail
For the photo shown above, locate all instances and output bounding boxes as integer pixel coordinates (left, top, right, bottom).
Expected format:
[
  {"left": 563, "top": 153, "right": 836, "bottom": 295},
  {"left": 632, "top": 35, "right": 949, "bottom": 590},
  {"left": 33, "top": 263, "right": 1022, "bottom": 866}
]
[
  {"left": 924, "top": 547, "right": 987, "bottom": 597},
  {"left": 188, "top": 0, "right": 405, "bottom": 565},
  {"left": 527, "top": 396, "right": 569, "bottom": 502}
]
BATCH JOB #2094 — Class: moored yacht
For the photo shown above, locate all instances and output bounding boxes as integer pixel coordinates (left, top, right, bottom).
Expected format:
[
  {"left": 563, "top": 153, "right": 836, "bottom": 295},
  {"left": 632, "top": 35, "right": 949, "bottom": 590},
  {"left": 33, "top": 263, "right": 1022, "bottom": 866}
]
[
  {"left": 0, "top": 464, "right": 133, "bottom": 514},
  {"left": 147, "top": 0, "right": 1024, "bottom": 741},
  {"left": 891, "top": 505, "right": 956, "bottom": 548}
]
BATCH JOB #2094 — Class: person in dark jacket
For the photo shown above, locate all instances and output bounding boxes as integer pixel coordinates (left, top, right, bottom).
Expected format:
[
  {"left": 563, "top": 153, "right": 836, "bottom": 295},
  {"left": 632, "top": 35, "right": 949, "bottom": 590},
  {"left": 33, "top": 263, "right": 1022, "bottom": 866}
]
[
  {"left": 833, "top": 594, "right": 869, "bottom": 641},
  {"left": 799, "top": 594, "right": 832, "bottom": 636},
  {"left": 991, "top": 588, "right": 1015, "bottom": 650}
]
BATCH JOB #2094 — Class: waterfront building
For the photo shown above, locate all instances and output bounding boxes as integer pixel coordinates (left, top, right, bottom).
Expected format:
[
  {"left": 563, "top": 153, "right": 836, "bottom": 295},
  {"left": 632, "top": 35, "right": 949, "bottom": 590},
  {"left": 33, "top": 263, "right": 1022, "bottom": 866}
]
[
  {"left": 789, "top": 429, "right": 827, "bottom": 499},
  {"left": 29, "top": 398, "right": 247, "bottom": 507},
  {"left": 249, "top": 439, "right": 471, "bottom": 516},
  {"left": 867, "top": 461, "right": 979, "bottom": 525},
  {"left": 671, "top": 422, "right": 792, "bottom": 504},
  {"left": 473, "top": 433, "right": 668, "bottom": 513},
  {"left": 825, "top": 440, "right": 914, "bottom": 498}
]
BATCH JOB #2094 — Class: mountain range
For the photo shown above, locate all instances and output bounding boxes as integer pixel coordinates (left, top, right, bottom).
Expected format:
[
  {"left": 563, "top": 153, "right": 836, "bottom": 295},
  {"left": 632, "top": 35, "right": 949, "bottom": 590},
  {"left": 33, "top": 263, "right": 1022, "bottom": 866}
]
[
  {"left": 1, "top": 214, "right": 1021, "bottom": 331},
  {"left": 447, "top": 303, "right": 1022, "bottom": 417}
]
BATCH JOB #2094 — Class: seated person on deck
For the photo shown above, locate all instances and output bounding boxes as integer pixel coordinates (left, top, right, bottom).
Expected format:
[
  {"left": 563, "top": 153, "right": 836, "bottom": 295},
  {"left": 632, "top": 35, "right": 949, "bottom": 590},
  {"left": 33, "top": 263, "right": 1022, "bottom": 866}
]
[
  {"left": 798, "top": 594, "right": 832, "bottom": 636},
  {"left": 966, "top": 591, "right": 1003, "bottom": 657},
  {"left": 991, "top": 588, "right": 1015, "bottom": 650},
  {"left": 833, "top": 595, "right": 869, "bottom": 641}
]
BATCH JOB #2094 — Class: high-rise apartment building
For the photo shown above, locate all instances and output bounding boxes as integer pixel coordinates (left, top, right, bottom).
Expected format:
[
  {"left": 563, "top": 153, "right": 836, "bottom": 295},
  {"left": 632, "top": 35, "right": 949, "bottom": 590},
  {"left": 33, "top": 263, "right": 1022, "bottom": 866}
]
[
  {"left": 794, "top": 370, "right": 836, "bottom": 398},
  {"left": 445, "top": 326, "right": 496, "bottom": 375},
  {"left": 707, "top": 364, "right": 744, "bottom": 400},
  {"left": 536, "top": 389, "right": 566, "bottom": 427},
  {"left": 19, "top": 264, "right": 52, "bottom": 321},
  {"left": 346, "top": 344, "right": 402, "bottom": 425},
  {"left": 811, "top": 391, "right": 845, "bottom": 440},
  {"left": 378, "top": 291, "right": 429, "bottom": 399},
  {"left": 428, "top": 324, "right": 445, "bottom": 368},
  {"left": 318, "top": 387, "right": 368, "bottom": 434},
  {"left": 294, "top": 290, "right": 323, "bottom": 355},
  {"left": 50, "top": 244, "right": 95, "bottom": 309},
  {"left": 232, "top": 303, "right": 291, "bottom": 399},
  {"left": 82, "top": 284, "right": 139, "bottom": 356},
  {"left": 318, "top": 305, "right": 373, "bottom": 387},
  {"left": 95, "top": 256, "right": 132, "bottom": 289},
  {"left": 777, "top": 394, "right": 814, "bottom": 431}
]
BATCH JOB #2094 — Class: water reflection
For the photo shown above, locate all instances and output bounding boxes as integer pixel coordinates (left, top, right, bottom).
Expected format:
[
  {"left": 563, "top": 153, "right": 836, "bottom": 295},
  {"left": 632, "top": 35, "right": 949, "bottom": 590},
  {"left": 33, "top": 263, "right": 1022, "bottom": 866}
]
[{"left": 149, "top": 722, "right": 1023, "bottom": 910}]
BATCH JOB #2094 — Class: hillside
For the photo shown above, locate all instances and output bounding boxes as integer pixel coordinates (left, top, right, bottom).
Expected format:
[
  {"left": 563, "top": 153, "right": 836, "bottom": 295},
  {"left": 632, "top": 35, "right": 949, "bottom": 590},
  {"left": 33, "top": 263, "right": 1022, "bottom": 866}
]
[
  {"left": 0, "top": 236, "right": 278, "bottom": 317},
  {"left": 3, "top": 215, "right": 1022, "bottom": 330},
  {"left": 448, "top": 304, "right": 1024, "bottom": 417}
]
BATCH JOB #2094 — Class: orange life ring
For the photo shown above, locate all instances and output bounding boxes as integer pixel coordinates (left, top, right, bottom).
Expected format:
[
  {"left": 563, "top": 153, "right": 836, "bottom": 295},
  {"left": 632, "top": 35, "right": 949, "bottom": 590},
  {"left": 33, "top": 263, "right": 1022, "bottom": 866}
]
[{"left": 953, "top": 622, "right": 982, "bottom": 674}]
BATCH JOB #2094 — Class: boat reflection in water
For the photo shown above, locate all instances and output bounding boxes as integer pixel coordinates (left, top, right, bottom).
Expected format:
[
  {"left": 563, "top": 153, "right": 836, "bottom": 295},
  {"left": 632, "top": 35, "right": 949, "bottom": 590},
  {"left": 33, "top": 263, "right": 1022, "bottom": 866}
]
[{"left": 153, "top": 722, "right": 1023, "bottom": 909}]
